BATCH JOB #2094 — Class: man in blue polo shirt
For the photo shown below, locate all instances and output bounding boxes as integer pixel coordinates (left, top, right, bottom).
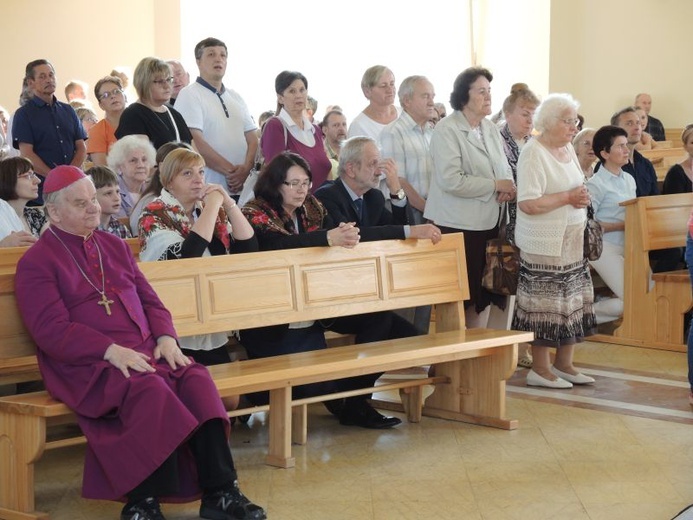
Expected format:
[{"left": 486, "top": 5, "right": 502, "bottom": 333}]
[
  {"left": 174, "top": 38, "right": 257, "bottom": 199},
  {"left": 12, "top": 59, "right": 87, "bottom": 203}
]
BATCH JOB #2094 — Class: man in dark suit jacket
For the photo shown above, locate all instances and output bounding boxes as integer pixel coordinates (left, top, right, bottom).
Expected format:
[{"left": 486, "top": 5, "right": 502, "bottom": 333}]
[
  {"left": 314, "top": 136, "right": 441, "bottom": 430},
  {"left": 316, "top": 135, "right": 440, "bottom": 242}
]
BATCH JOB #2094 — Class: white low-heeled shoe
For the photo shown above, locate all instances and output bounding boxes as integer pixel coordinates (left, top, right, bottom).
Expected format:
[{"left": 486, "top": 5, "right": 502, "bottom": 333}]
[
  {"left": 526, "top": 369, "right": 573, "bottom": 389},
  {"left": 551, "top": 367, "right": 595, "bottom": 385}
]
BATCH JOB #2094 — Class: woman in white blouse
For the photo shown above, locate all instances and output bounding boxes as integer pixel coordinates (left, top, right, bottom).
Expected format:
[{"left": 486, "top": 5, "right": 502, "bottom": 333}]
[
  {"left": 0, "top": 157, "right": 47, "bottom": 246},
  {"left": 586, "top": 125, "right": 637, "bottom": 325},
  {"left": 513, "top": 93, "right": 596, "bottom": 389}
]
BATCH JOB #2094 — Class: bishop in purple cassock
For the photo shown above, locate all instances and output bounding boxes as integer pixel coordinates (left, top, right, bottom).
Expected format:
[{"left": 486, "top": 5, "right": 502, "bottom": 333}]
[{"left": 15, "top": 165, "right": 265, "bottom": 520}]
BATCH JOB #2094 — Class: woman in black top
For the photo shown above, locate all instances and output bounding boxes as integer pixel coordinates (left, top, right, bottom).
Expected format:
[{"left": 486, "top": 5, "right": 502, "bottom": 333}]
[{"left": 115, "top": 57, "right": 193, "bottom": 150}]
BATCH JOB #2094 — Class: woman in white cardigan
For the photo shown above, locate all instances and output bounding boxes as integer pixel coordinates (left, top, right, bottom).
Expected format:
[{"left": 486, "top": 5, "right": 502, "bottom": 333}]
[
  {"left": 512, "top": 93, "right": 596, "bottom": 389},
  {"left": 424, "top": 67, "right": 515, "bottom": 328}
]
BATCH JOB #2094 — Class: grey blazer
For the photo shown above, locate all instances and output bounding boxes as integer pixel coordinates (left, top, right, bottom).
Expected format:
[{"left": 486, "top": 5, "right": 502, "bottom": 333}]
[{"left": 424, "top": 110, "right": 512, "bottom": 231}]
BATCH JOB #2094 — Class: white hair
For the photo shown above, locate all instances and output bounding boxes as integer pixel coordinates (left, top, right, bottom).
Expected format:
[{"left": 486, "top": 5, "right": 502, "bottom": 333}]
[{"left": 533, "top": 93, "right": 580, "bottom": 134}]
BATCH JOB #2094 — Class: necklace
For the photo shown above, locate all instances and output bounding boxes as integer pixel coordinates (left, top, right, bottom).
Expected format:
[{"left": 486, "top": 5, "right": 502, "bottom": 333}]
[{"left": 48, "top": 227, "right": 114, "bottom": 316}]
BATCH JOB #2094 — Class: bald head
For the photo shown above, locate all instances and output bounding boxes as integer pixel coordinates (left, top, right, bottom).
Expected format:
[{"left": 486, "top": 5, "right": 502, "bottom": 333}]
[{"left": 635, "top": 93, "right": 652, "bottom": 114}]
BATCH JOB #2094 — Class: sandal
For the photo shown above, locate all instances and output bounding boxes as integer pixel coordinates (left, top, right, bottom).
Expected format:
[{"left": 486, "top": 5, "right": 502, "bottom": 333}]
[{"left": 517, "top": 355, "right": 533, "bottom": 369}]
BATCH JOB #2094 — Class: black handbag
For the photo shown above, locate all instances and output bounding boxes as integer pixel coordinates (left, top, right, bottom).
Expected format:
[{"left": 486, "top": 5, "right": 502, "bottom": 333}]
[
  {"left": 584, "top": 203, "right": 603, "bottom": 261},
  {"left": 482, "top": 205, "right": 520, "bottom": 296}
]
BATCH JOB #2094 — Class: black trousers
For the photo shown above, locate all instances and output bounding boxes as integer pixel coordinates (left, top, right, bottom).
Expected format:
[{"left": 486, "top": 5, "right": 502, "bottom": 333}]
[
  {"left": 324, "top": 311, "right": 419, "bottom": 404},
  {"left": 128, "top": 418, "right": 236, "bottom": 501}
]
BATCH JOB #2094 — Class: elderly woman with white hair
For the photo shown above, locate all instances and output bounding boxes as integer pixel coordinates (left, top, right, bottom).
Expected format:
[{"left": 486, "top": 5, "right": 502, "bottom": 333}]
[
  {"left": 572, "top": 127, "right": 597, "bottom": 180},
  {"left": 512, "top": 93, "right": 596, "bottom": 389},
  {"left": 107, "top": 135, "right": 156, "bottom": 217}
]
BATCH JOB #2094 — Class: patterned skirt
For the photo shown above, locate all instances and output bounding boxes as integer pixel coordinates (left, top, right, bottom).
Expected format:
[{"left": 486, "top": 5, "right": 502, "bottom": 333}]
[{"left": 512, "top": 223, "right": 596, "bottom": 347}]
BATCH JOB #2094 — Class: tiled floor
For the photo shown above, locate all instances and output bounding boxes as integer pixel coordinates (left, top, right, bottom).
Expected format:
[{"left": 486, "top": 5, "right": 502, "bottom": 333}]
[{"left": 33, "top": 340, "right": 693, "bottom": 520}]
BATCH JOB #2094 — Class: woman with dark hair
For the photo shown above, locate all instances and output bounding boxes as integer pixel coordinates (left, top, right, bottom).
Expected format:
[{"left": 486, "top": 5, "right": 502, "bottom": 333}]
[
  {"left": 424, "top": 66, "right": 516, "bottom": 328},
  {"left": 115, "top": 57, "right": 193, "bottom": 150},
  {"left": 240, "top": 152, "right": 405, "bottom": 429},
  {"left": 129, "top": 141, "right": 193, "bottom": 235},
  {"left": 88, "top": 75, "right": 126, "bottom": 166},
  {"left": 586, "top": 125, "right": 637, "bottom": 325},
  {"left": 0, "top": 157, "right": 46, "bottom": 246},
  {"left": 260, "top": 71, "right": 331, "bottom": 193}
]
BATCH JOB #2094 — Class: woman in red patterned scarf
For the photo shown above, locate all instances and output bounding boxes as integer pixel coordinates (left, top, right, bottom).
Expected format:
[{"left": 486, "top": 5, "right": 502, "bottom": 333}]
[
  {"left": 240, "top": 152, "right": 361, "bottom": 409},
  {"left": 138, "top": 148, "right": 257, "bottom": 385}
]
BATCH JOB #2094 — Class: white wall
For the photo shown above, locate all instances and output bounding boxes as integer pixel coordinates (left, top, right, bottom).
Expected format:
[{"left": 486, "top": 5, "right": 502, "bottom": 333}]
[
  {"left": 178, "top": 0, "right": 473, "bottom": 123},
  {"left": 550, "top": 0, "right": 692, "bottom": 130}
]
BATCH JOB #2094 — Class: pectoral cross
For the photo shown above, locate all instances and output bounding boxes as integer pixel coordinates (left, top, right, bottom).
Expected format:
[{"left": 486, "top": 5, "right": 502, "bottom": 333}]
[{"left": 98, "top": 292, "right": 114, "bottom": 316}]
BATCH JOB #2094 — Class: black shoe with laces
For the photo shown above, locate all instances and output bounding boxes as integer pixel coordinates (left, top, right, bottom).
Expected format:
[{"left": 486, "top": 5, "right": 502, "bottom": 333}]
[
  {"left": 200, "top": 481, "right": 267, "bottom": 520},
  {"left": 120, "top": 497, "right": 166, "bottom": 520},
  {"left": 339, "top": 401, "right": 402, "bottom": 429}
]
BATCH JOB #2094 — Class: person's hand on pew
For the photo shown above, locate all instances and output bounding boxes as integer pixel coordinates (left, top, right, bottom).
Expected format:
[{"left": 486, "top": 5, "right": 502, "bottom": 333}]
[
  {"left": 327, "top": 222, "right": 360, "bottom": 248},
  {"left": 410, "top": 223, "right": 443, "bottom": 244},
  {"left": 0, "top": 231, "right": 37, "bottom": 247}
]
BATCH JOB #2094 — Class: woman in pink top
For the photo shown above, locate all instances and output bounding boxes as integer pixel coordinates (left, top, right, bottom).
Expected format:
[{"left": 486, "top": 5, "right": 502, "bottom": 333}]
[{"left": 260, "top": 71, "right": 331, "bottom": 193}]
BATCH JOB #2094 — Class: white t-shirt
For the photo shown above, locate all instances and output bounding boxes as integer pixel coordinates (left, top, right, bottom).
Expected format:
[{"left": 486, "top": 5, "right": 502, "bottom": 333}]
[
  {"left": 0, "top": 199, "right": 24, "bottom": 240},
  {"left": 175, "top": 81, "right": 257, "bottom": 194}
]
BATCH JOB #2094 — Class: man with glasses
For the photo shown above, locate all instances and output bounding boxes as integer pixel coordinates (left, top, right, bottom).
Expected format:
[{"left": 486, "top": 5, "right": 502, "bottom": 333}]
[
  {"left": 12, "top": 59, "right": 87, "bottom": 203},
  {"left": 166, "top": 60, "right": 190, "bottom": 106},
  {"left": 87, "top": 76, "right": 126, "bottom": 166},
  {"left": 611, "top": 106, "right": 659, "bottom": 197},
  {"left": 175, "top": 37, "right": 258, "bottom": 200}
]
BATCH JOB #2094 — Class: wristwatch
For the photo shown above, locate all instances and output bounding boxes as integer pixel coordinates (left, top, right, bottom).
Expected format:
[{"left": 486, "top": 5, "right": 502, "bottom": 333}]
[{"left": 390, "top": 188, "right": 406, "bottom": 200}]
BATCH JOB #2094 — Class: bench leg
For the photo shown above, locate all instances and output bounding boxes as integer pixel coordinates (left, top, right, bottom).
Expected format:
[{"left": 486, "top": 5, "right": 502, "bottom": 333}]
[
  {"left": 265, "top": 388, "right": 295, "bottom": 468},
  {"left": 0, "top": 411, "right": 49, "bottom": 520},
  {"left": 423, "top": 345, "right": 519, "bottom": 430},
  {"left": 399, "top": 386, "right": 423, "bottom": 423},
  {"left": 291, "top": 404, "right": 307, "bottom": 445}
]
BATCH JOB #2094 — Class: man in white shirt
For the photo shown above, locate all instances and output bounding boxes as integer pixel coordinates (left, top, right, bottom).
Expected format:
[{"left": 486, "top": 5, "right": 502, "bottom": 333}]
[
  {"left": 380, "top": 75, "right": 436, "bottom": 225},
  {"left": 175, "top": 38, "right": 258, "bottom": 197}
]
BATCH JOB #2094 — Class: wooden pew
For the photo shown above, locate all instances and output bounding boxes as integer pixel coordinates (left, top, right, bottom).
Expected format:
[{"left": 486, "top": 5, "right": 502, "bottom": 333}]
[
  {"left": 0, "top": 234, "right": 533, "bottom": 520},
  {"left": 640, "top": 146, "right": 686, "bottom": 165},
  {"left": 591, "top": 193, "right": 693, "bottom": 351},
  {"left": 665, "top": 128, "right": 684, "bottom": 144}
]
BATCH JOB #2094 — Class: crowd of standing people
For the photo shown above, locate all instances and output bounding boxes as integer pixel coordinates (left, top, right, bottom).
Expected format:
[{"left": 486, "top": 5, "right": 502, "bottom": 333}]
[{"left": 1, "top": 34, "right": 691, "bottom": 520}]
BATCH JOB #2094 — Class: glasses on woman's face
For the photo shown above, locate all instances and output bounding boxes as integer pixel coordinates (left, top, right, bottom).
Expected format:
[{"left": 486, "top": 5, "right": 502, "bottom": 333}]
[
  {"left": 18, "top": 171, "right": 38, "bottom": 180},
  {"left": 559, "top": 117, "right": 580, "bottom": 127},
  {"left": 152, "top": 77, "right": 174, "bottom": 86},
  {"left": 283, "top": 180, "right": 312, "bottom": 191},
  {"left": 99, "top": 88, "right": 123, "bottom": 101}
]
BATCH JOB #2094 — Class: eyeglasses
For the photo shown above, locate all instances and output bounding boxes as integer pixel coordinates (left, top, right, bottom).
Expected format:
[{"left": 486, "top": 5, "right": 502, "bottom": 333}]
[
  {"left": 98, "top": 88, "right": 123, "bottom": 101},
  {"left": 18, "top": 171, "right": 38, "bottom": 180},
  {"left": 283, "top": 180, "right": 312, "bottom": 190},
  {"left": 152, "top": 77, "right": 174, "bottom": 85},
  {"left": 558, "top": 117, "right": 580, "bottom": 126}
]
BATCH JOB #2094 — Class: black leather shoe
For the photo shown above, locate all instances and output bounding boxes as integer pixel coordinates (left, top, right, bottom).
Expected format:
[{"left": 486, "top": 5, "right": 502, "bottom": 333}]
[
  {"left": 121, "top": 497, "right": 166, "bottom": 520},
  {"left": 323, "top": 397, "right": 345, "bottom": 417},
  {"left": 200, "top": 481, "right": 266, "bottom": 520},
  {"left": 339, "top": 402, "right": 402, "bottom": 429}
]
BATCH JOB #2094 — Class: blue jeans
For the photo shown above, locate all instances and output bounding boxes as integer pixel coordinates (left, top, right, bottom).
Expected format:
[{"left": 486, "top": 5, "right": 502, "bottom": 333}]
[{"left": 684, "top": 233, "right": 693, "bottom": 391}]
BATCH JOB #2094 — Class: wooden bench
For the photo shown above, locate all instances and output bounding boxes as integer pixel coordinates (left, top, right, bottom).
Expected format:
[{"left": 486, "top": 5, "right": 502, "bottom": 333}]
[
  {"left": 0, "top": 237, "right": 141, "bottom": 276},
  {"left": 0, "top": 234, "right": 533, "bottom": 520},
  {"left": 665, "top": 128, "right": 684, "bottom": 144},
  {"left": 591, "top": 193, "right": 693, "bottom": 351}
]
